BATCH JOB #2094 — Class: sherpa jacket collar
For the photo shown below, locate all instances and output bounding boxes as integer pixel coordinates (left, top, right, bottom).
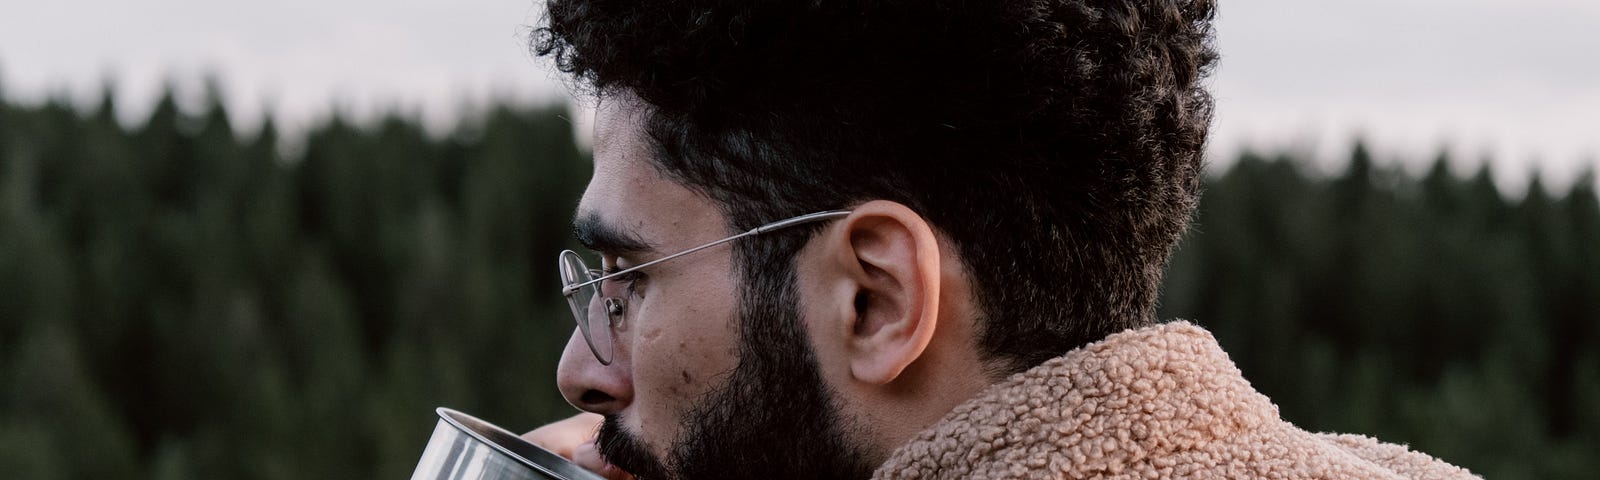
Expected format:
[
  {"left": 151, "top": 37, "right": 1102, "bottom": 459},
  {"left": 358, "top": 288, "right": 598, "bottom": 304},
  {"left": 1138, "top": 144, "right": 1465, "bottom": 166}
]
[{"left": 871, "top": 321, "right": 1478, "bottom": 479}]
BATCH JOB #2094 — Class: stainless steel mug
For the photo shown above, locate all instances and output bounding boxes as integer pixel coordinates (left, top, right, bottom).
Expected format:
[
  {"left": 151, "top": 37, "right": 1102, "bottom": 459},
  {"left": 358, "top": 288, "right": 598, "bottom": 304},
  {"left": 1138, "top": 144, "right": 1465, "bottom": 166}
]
[{"left": 411, "top": 407, "right": 605, "bottom": 480}]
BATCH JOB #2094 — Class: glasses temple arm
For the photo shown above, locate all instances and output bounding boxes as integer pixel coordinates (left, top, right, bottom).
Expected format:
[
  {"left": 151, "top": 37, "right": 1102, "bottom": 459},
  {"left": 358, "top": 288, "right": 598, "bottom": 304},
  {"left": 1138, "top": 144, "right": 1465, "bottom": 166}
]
[
  {"left": 566, "top": 210, "right": 852, "bottom": 293},
  {"left": 751, "top": 210, "right": 851, "bottom": 233}
]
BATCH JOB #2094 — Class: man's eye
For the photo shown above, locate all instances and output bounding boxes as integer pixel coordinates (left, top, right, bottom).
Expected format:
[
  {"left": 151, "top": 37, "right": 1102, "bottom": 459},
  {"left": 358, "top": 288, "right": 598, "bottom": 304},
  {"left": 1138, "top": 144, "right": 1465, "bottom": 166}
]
[
  {"left": 602, "top": 269, "right": 646, "bottom": 298},
  {"left": 599, "top": 253, "right": 621, "bottom": 271}
]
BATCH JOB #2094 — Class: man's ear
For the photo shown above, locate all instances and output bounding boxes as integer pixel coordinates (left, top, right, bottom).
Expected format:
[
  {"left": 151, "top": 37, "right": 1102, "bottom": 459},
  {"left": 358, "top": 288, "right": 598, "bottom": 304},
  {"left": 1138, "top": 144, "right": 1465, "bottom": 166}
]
[{"left": 822, "top": 200, "right": 942, "bottom": 385}]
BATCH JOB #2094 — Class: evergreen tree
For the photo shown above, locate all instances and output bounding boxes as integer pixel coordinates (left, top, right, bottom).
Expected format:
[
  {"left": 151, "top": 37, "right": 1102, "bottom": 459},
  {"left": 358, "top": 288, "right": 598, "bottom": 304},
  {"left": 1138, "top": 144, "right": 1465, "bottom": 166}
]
[{"left": 1, "top": 87, "right": 1595, "bottom": 478}]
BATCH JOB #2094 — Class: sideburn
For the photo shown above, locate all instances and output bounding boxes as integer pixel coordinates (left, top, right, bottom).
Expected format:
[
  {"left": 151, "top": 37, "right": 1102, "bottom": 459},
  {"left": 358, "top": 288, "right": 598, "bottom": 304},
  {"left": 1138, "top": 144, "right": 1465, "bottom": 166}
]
[{"left": 664, "top": 239, "right": 875, "bottom": 479}]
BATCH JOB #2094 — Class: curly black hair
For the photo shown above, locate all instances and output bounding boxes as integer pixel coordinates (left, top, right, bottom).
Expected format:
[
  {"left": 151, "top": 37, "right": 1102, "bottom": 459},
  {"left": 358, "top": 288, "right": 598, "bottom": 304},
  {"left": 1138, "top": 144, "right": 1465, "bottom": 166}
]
[{"left": 535, "top": 0, "right": 1218, "bottom": 373}]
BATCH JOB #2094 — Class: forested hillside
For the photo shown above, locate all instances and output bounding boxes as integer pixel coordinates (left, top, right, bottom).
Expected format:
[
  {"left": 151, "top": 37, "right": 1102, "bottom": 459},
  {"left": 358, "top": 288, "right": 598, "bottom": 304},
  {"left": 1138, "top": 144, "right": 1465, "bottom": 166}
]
[
  {"left": 1, "top": 91, "right": 1595, "bottom": 479},
  {"left": 1160, "top": 147, "right": 1599, "bottom": 479}
]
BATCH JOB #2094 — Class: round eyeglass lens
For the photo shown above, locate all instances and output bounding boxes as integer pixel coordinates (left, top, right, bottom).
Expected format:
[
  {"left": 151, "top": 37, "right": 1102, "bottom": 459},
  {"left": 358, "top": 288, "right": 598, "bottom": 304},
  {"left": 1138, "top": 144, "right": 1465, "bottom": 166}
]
[{"left": 558, "top": 250, "right": 614, "bottom": 364}]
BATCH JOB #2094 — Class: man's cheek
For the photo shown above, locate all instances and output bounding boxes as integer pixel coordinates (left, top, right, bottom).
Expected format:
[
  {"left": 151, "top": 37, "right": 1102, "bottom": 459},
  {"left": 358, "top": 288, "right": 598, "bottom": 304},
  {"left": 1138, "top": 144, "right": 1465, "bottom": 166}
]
[
  {"left": 628, "top": 337, "right": 700, "bottom": 447},
  {"left": 638, "top": 341, "right": 706, "bottom": 401}
]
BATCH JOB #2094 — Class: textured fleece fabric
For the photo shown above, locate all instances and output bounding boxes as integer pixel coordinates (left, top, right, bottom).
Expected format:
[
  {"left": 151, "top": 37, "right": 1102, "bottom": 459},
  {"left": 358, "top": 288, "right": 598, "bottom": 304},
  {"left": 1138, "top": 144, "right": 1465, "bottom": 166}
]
[{"left": 872, "top": 322, "right": 1478, "bottom": 479}]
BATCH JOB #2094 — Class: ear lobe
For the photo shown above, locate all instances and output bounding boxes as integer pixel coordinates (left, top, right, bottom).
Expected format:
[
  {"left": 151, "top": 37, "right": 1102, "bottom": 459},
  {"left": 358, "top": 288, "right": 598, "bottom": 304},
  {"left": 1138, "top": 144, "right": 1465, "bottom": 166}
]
[{"left": 839, "top": 201, "right": 943, "bottom": 385}]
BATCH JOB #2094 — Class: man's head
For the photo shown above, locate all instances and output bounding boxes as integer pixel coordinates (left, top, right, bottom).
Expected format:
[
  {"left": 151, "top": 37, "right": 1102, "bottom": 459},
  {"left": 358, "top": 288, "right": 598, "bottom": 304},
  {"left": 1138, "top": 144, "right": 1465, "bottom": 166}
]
[{"left": 537, "top": 0, "right": 1217, "bottom": 478}]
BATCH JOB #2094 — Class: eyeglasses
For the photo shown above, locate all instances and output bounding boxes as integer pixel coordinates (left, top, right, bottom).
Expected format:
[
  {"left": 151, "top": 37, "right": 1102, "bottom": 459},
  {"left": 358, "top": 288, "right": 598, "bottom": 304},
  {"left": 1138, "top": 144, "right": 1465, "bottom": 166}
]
[{"left": 558, "top": 210, "right": 851, "bottom": 365}]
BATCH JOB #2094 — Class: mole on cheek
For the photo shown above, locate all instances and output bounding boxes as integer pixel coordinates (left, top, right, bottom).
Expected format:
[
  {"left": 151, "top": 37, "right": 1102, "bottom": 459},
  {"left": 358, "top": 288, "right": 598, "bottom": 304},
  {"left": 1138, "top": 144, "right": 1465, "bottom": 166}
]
[{"left": 681, "top": 370, "right": 692, "bottom": 385}]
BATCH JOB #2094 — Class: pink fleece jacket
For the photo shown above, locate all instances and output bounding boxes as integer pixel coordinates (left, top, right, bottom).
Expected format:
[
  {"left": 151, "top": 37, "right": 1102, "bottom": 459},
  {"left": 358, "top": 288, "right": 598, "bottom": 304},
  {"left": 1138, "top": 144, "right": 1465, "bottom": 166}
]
[{"left": 872, "top": 322, "right": 1478, "bottom": 479}]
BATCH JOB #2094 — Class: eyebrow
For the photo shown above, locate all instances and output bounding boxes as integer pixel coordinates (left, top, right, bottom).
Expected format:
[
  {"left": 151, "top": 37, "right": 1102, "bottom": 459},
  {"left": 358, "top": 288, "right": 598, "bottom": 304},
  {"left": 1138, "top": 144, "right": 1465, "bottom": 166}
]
[{"left": 572, "top": 211, "right": 655, "bottom": 255}]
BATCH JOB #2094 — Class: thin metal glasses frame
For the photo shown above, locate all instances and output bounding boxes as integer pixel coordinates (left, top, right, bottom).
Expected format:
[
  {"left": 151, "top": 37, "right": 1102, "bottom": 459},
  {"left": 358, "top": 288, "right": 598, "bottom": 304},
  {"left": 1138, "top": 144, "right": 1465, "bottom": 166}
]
[
  {"left": 561, "top": 210, "right": 852, "bottom": 295},
  {"left": 558, "top": 209, "right": 851, "bottom": 365}
]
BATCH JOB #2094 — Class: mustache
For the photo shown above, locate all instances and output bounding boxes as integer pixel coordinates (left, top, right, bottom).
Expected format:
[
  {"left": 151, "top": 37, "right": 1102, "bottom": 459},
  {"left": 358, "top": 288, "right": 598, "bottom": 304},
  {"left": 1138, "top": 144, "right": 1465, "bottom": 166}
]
[{"left": 595, "top": 415, "right": 672, "bottom": 479}]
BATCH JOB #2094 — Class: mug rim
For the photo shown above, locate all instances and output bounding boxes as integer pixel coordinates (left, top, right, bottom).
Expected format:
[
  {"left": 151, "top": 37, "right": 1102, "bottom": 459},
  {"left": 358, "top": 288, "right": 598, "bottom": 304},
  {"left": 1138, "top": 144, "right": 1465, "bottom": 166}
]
[{"left": 434, "top": 407, "right": 604, "bottom": 480}]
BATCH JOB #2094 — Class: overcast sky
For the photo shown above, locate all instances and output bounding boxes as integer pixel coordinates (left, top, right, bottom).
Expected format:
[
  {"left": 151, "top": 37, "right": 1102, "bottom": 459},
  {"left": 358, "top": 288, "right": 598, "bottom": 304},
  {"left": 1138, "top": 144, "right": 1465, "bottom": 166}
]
[{"left": 2, "top": 0, "right": 1595, "bottom": 192}]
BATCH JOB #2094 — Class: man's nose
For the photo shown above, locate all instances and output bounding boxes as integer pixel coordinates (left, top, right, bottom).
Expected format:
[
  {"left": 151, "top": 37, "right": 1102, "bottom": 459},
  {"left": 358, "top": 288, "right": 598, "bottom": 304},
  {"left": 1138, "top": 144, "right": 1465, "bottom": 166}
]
[{"left": 556, "top": 329, "right": 633, "bottom": 415}]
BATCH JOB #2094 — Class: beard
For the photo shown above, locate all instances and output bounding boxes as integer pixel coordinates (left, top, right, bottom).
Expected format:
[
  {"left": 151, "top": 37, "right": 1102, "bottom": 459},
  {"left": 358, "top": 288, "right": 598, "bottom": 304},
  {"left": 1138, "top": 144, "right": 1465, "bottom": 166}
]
[{"left": 595, "top": 258, "right": 876, "bottom": 480}]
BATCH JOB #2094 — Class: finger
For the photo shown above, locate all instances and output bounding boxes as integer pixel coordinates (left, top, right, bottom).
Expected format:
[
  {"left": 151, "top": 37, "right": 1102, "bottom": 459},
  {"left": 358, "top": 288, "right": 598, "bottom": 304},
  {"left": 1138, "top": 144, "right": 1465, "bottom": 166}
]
[
  {"left": 573, "top": 441, "right": 634, "bottom": 480},
  {"left": 522, "top": 412, "right": 604, "bottom": 459}
]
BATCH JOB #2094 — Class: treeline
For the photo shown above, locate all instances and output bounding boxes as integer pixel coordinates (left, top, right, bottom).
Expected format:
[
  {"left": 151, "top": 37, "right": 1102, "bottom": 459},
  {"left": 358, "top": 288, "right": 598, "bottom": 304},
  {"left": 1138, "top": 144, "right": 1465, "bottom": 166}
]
[
  {"left": 0, "top": 90, "right": 1595, "bottom": 479},
  {"left": 1161, "top": 146, "right": 1599, "bottom": 479},
  {"left": 0, "top": 90, "right": 589, "bottom": 479}
]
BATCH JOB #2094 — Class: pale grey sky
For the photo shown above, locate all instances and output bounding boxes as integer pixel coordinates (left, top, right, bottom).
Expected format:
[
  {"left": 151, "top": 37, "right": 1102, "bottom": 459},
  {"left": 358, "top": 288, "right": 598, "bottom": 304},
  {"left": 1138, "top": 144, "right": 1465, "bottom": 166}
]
[
  {"left": 2, "top": 0, "right": 1595, "bottom": 191},
  {"left": 1210, "top": 0, "right": 1600, "bottom": 191}
]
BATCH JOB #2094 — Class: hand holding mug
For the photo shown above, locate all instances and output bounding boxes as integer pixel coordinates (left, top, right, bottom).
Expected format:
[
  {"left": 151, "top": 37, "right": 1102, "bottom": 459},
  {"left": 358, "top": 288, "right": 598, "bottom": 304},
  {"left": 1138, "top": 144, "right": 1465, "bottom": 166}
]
[{"left": 523, "top": 413, "right": 635, "bottom": 480}]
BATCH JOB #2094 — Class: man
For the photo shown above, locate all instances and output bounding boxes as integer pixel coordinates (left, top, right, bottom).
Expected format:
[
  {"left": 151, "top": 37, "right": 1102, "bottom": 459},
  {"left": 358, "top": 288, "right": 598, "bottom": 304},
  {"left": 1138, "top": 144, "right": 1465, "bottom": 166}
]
[{"left": 522, "top": 0, "right": 1477, "bottom": 478}]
